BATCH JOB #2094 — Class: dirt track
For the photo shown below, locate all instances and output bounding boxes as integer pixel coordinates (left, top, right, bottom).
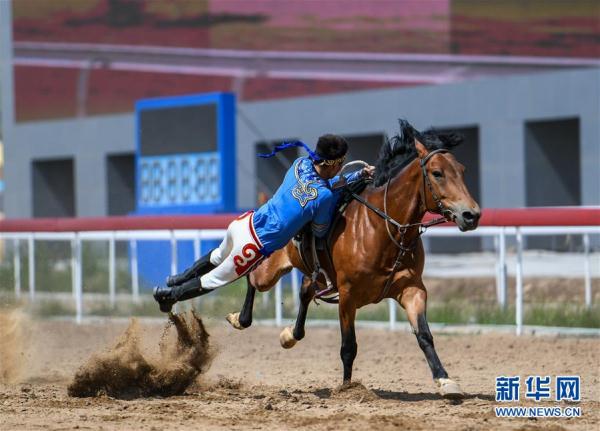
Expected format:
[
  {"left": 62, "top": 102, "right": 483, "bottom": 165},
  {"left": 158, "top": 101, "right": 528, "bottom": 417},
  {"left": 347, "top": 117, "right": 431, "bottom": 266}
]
[{"left": 0, "top": 316, "right": 598, "bottom": 431}]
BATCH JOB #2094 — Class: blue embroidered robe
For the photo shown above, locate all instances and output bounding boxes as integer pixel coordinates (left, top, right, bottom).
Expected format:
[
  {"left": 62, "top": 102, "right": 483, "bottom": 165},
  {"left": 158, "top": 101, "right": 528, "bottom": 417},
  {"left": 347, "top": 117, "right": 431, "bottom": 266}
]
[{"left": 253, "top": 157, "right": 361, "bottom": 256}]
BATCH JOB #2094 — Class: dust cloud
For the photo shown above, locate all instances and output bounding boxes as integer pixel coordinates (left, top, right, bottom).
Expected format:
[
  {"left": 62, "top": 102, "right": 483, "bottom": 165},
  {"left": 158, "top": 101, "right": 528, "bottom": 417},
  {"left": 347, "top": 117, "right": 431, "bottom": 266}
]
[
  {"left": 0, "top": 309, "right": 28, "bottom": 384},
  {"left": 68, "top": 310, "right": 213, "bottom": 399}
]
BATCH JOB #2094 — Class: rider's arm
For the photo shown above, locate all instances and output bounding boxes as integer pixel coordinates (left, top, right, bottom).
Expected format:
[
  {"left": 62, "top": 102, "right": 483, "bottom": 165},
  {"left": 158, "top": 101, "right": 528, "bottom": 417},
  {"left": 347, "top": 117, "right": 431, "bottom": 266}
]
[
  {"left": 329, "top": 170, "right": 362, "bottom": 188},
  {"left": 311, "top": 189, "right": 336, "bottom": 238}
]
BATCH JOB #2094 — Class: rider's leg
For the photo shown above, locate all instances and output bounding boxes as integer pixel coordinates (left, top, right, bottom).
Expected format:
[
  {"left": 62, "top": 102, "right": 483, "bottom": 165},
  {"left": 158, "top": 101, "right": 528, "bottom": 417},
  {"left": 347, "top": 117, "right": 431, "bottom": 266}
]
[
  {"left": 166, "top": 249, "right": 216, "bottom": 287},
  {"left": 166, "top": 228, "right": 234, "bottom": 286},
  {"left": 154, "top": 214, "right": 263, "bottom": 312},
  {"left": 154, "top": 275, "right": 209, "bottom": 313}
]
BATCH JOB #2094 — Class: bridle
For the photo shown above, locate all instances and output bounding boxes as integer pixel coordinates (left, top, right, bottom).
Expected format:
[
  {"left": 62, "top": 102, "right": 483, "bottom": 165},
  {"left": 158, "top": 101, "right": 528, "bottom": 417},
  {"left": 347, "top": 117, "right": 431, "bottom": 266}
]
[
  {"left": 419, "top": 149, "right": 452, "bottom": 218},
  {"left": 352, "top": 148, "right": 450, "bottom": 248},
  {"left": 350, "top": 148, "right": 451, "bottom": 302}
]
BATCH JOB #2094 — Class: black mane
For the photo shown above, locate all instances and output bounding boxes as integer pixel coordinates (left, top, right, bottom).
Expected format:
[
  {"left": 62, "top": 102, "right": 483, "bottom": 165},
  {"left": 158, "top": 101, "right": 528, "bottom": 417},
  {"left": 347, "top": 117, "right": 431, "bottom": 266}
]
[{"left": 373, "top": 119, "right": 463, "bottom": 187}]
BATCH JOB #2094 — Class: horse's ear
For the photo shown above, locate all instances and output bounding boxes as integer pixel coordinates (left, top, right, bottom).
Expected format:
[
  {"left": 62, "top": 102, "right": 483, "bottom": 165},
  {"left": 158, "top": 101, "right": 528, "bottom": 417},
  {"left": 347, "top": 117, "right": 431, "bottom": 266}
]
[{"left": 414, "top": 139, "right": 429, "bottom": 159}]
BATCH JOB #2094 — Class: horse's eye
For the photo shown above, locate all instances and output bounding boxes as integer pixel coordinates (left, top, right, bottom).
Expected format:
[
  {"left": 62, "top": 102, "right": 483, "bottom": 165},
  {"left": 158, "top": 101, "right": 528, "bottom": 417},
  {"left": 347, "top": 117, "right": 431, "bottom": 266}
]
[{"left": 432, "top": 170, "right": 443, "bottom": 179}]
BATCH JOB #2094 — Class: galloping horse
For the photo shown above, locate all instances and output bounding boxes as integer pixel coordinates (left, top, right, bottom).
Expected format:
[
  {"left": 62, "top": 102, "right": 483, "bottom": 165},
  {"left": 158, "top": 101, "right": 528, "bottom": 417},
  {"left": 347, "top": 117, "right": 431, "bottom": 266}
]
[{"left": 227, "top": 120, "right": 480, "bottom": 397}]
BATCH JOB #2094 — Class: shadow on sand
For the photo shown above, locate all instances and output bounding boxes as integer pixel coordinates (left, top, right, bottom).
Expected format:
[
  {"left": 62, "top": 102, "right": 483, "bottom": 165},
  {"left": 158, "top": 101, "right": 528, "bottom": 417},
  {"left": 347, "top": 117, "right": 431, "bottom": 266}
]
[
  {"left": 310, "top": 386, "right": 494, "bottom": 405},
  {"left": 373, "top": 389, "right": 495, "bottom": 404}
]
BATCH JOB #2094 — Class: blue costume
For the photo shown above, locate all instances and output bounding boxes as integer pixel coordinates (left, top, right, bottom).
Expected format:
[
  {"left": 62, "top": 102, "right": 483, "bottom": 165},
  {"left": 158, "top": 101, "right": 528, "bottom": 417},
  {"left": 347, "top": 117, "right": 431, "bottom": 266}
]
[{"left": 253, "top": 157, "right": 361, "bottom": 256}]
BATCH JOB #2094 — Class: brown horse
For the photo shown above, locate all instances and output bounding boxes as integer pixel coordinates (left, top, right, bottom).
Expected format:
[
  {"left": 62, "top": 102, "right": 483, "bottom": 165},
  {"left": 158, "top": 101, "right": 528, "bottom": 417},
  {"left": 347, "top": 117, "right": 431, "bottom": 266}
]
[{"left": 226, "top": 120, "right": 480, "bottom": 397}]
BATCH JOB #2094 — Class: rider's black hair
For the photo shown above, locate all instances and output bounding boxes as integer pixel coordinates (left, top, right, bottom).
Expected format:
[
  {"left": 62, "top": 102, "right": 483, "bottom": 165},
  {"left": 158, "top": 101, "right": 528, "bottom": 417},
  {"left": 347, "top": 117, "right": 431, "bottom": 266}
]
[{"left": 314, "top": 134, "right": 348, "bottom": 162}]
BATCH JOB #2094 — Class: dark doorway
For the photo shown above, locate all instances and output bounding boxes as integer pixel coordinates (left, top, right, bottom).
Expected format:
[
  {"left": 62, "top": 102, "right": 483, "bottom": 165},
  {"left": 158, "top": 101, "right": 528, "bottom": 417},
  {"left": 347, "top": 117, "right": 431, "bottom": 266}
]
[
  {"left": 107, "top": 153, "right": 135, "bottom": 215},
  {"left": 525, "top": 117, "right": 581, "bottom": 250},
  {"left": 32, "top": 158, "right": 75, "bottom": 217},
  {"left": 525, "top": 118, "right": 580, "bottom": 207}
]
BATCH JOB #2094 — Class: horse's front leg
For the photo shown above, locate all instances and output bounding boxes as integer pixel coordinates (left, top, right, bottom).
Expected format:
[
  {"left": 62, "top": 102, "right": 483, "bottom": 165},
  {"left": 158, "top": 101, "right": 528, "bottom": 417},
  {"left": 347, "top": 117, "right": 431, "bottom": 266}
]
[
  {"left": 400, "top": 285, "right": 464, "bottom": 398},
  {"left": 339, "top": 295, "right": 357, "bottom": 384},
  {"left": 279, "top": 274, "right": 315, "bottom": 348}
]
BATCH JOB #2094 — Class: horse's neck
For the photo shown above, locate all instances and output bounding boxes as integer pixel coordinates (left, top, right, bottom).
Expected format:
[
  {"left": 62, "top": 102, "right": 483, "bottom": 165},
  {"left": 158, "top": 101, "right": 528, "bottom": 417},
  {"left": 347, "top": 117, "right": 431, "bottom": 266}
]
[
  {"left": 368, "top": 160, "right": 424, "bottom": 227},
  {"left": 356, "top": 161, "right": 425, "bottom": 255}
]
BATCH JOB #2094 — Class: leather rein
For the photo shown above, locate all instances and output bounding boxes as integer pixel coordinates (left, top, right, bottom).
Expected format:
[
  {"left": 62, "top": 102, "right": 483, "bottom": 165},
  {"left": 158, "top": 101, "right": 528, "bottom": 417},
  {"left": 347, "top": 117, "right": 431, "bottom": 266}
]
[{"left": 350, "top": 149, "right": 450, "bottom": 302}]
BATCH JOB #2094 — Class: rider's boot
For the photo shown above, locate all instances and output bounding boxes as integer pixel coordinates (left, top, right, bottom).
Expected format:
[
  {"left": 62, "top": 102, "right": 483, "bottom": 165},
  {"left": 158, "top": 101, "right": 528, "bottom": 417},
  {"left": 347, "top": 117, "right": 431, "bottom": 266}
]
[
  {"left": 166, "top": 249, "right": 217, "bottom": 287},
  {"left": 153, "top": 277, "right": 213, "bottom": 313}
]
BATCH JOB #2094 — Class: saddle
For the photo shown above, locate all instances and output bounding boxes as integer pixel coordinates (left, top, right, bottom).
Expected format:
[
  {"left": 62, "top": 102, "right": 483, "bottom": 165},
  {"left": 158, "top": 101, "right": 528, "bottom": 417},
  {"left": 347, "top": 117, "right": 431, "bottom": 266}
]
[{"left": 293, "top": 173, "right": 370, "bottom": 303}]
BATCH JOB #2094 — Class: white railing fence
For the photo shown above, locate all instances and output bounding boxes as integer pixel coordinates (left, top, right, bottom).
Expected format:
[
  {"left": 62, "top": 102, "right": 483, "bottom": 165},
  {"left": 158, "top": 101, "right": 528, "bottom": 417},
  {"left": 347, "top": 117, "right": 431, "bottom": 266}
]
[{"left": 1, "top": 225, "right": 597, "bottom": 334}]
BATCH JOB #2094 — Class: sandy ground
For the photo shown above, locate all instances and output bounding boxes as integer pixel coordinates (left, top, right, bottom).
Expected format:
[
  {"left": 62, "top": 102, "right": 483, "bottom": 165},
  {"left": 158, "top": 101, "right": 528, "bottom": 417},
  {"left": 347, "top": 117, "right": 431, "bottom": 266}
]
[{"left": 0, "top": 315, "right": 598, "bottom": 431}]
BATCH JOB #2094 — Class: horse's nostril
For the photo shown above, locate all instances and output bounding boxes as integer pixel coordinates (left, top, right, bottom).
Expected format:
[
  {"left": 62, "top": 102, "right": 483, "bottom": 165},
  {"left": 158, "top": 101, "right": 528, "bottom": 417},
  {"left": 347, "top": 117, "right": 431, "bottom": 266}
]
[{"left": 462, "top": 211, "right": 475, "bottom": 221}]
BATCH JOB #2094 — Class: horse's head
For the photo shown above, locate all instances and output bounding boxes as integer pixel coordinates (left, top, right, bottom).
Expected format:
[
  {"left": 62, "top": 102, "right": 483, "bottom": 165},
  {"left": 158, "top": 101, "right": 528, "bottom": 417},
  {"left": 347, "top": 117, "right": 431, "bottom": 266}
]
[{"left": 415, "top": 139, "right": 480, "bottom": 231}]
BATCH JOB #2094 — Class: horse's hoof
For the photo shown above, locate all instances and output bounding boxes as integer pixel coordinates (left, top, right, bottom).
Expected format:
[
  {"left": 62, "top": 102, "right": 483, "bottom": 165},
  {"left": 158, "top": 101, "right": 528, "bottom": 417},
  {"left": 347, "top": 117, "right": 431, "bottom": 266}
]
[
  {"left": 226, "top": 312, "right": 244, "bottom": 330},
  {"left": 435, "top": 378, "right": 464, "bottom": 399},
  {"left": 279, "top": 326, "right": 297, "bottom": 349}
]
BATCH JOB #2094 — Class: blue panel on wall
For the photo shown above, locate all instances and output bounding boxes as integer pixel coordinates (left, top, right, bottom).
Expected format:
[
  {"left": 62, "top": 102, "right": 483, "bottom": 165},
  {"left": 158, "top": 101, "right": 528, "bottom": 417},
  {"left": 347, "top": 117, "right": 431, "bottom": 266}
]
[{"left": 134, "top": 92, "right": 236, "bottom": 215}]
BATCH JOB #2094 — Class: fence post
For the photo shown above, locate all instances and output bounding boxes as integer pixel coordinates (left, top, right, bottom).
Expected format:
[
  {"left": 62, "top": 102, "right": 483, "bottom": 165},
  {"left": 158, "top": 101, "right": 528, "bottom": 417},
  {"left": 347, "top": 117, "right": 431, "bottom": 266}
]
[
  {"left": 291, "top": 269, "right": 300, "bottom": 310},
  {"left": 496, "top": 229, "right": 508, "bottom": 308},
  {"left": 170, "top": 231, "right": 180, "bottom": 312},
  {"left": 262, "top": 285, "right": 270, "bottom": 307},
  {"left": 130, "top": 239, "right": 139, "bottom": 303},
  {"left": 72, "top": 234, "right": 83, "bottom": 324},
  {"left": 583, "top": 233, "right": 592, "bottom": 307},
  {"left": 193, "top": 233, "right": 201, "bottom": 261},
  {"left": 28, "top": 234, "right": 35, "bottom": 301},
  {"left": 388, "top": 298, "right": 396, "bottom": 330},
  {"left": 494, "top": 234, "right": 500, "bottom": 304},
  {"left": 71, "top": 236, "right": 77, "bottom": 299},
  {"left": 275, "top": 279, "right": 283, "bottom": 326},
  {"left": 13, "top": 239, "right": 21, "bottom": 299},
  {"left": 108, "top": 233, "right": 116, "bottom": 307},
  {"left": 193, "top": 233, "right": 201, "bottom": 310},
  {"left": 515, "top": 228, "right": 523, "bottom": 336},
  {"left": 170, "top": 231, "right": 178, "bottom": 278}
]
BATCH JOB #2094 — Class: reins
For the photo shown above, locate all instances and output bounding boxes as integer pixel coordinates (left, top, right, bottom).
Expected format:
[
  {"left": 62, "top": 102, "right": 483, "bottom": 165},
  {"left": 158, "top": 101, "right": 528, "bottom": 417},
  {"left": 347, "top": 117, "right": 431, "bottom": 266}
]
[{"left": 351, "top": 149, "right": 450, "bottom": 302}]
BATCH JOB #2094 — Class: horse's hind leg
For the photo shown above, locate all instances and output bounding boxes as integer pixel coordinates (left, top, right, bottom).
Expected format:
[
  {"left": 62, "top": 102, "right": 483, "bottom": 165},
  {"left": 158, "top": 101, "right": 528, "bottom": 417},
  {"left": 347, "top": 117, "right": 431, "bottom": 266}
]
[
  {"left": 400, "top": 285, "right": 464, "bottom": 399},
  {"left": 226, "top": 249, "right": 292, "bottom": 330},
  {"left": 279, "top": 275, "right": 315, "bottom": 349},
  {"left": 226, "top": 276, "right": 256, "bottom": 330}
]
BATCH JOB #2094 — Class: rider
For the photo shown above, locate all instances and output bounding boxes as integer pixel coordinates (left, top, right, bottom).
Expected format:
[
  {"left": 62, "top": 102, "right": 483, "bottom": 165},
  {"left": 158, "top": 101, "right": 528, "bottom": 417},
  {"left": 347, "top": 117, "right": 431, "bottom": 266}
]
[{"left": 153, "top": 134, "right": 375, "bottom": 312}]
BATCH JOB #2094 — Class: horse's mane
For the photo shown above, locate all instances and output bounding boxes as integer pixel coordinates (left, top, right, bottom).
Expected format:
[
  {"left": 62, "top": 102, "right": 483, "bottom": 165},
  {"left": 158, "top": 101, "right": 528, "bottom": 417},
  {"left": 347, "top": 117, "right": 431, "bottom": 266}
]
[{"left": 373, "top": 119, "right": 464, "bottom": 187}]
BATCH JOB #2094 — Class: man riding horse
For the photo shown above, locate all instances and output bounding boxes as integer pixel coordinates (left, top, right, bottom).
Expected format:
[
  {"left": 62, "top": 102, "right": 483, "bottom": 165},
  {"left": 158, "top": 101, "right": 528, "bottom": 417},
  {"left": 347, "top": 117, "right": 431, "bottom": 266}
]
[
  {"left": 153, "top": 134, "right": 375, "bottom": 312},
  {"left": 155, "top": 120, "right": 480, "bottom": 399}
]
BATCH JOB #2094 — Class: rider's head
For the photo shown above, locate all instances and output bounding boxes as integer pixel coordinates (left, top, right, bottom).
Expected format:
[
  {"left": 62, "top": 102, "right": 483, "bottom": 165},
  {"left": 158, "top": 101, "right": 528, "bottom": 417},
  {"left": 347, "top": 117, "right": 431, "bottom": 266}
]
[{"left": 313, "top": 134, "right": 348, "bottom": 179}]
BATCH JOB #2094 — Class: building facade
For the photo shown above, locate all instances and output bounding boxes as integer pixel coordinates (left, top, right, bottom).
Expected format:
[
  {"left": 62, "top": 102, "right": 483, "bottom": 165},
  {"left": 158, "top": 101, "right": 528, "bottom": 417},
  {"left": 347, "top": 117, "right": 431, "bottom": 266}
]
[
  {"left": 2, "top": 67, "right": 599, "bottom": 220},
  {"left": 2, "top": 1, "right": 599, "bottom": 222}
]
